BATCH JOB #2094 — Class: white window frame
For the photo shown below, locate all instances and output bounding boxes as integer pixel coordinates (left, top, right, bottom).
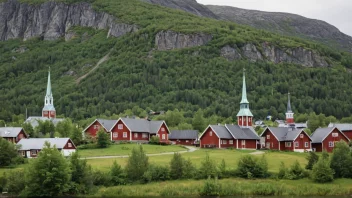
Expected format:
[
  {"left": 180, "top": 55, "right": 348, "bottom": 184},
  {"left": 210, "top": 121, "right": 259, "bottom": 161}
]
[
  {"left": 305, "top": 142, "right": 309, "bottom": 148},
  {"left": 134, "top": 133, "right": 138, "bottom": 138},
  {"left": 332, "top": 133, "right": 338, "bottom": 137},
  {"left": 142, "top": 133, "right": 148, "bottom": 138},
  {"left": 329, "top": 141, "right": 334, "bottom": 147},
  {"left": 113, "top": 132, "right": 118, "bottom": 138},
  {"left": 123, "top": 132, "right": 128, "bottom": 138},
  {"left": 285, "top": 142, "right": 292, "bottom": 147},
  {"left": 229, "top": 140, "right": 234, "bottom": 145},
  {"left": 241, "top": 140, "right": 246, "bottom": 145},
  {"left": 162, "top": 134, "right": 166, "bottom": 140},
  {"left": 209, "top": 131, "right": 212, "bottom": 136},
  {"left": 68, "top": 143, "right": 72, "bottom": 148},
  {"left": 223, "top": 140, "right": 227, "bottom": 144},
  {"left": 266, "top": 135, "right": 270, "bottom": 139},
  {"left": 31, "top": 150, "right": 37, "bottom": 155},
  {"left": 161, "top": 127, "right": 165, "bottom": 132},
  {"left": 295, "top": 142, "right": 299, "bottom": 148},
  {"left": 118, "top": 124, "right": 123, "bottom": 130},
  {"left": 300, "top": 134, "right": 304, "bottom": 138},
  {"left": 186, "top": 140, "right": 189, "bottom": 143}
]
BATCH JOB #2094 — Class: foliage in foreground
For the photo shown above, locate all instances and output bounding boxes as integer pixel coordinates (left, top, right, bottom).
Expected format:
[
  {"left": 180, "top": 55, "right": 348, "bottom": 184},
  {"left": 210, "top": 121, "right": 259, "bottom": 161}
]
[{"left": 312, "top": 151, "right": 334, "bottom": 183}]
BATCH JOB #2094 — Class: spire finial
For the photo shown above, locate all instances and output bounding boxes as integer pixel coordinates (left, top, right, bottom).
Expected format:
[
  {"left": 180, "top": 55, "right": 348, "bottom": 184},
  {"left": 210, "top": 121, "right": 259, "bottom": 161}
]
[
  {"left": 46, "top": 68, "right": 52, "bottom": 96},
  {"left": 240, "top": 67, "right": 249, "bottom": 104}
]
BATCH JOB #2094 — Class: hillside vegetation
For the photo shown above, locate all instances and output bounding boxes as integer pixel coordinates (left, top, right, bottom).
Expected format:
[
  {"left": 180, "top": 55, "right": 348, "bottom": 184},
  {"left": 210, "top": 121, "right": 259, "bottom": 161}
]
[{"left": 0, "top": 0, "right": 352, "bottom": 122}]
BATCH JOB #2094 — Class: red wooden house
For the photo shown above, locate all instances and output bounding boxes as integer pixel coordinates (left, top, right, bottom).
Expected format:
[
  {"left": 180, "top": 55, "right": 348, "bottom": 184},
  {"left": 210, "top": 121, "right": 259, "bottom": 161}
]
[
  {"left": 311, "top": 127, "right": 350, "bottom": 152},
  {"left": 199, "top": 124, "right": 259, "bottom": 149},
  {"left": 0, "top": 127, "right": 28, "bottom": 143},
  {"left": 169, "top": 130, "right": 199, "bottom": 145},
  {"left": 260, "top": 127, "right": 312, "bottom": 152},
  {"left": 328, "top": 123, "right": 352, "bottom": 141},
  {"left": 83, "top": 119, "right": 117, "bottom": 138}
]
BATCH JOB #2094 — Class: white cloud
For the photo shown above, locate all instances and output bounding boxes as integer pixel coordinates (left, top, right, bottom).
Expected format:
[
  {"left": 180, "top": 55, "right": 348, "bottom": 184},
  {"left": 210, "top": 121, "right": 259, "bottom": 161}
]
[{"left": 197, "top": 0, "right": 352, "bottom": 36}]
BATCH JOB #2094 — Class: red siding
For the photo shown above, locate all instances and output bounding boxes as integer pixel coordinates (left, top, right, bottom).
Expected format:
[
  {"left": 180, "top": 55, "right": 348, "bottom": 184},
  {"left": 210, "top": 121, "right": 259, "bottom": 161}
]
[
  {"left": 239, "top": 139, "right": 257, "bottom": 149},
  {"left": 170, "top": 139, "right": 196, "bottom": 145},
  {"left": 237, "top": 116, "right": 253, "bottom": 127},
  {"left": 132, "top": 132, "right": 150, "bottom": 141},
  {"left": 111, "top": 120, "right": 131, "bottom": 141},
  {"left": 3, "top": 137, "right": 16, "bottom": 143},
  {"left": 281, "top": 141, "right": 294, "bottom": 151},
  {"left": 63, "top": 139, "right": 76, "bottom": 149},
  {"left": 262, "top": 129, "right": 280, "bottom": 150},
  {"left": 321, "top": 128, "right": 349, "bottom": 153},
  {"left": 312, "top": 143, "right": 323, "bottom": 152},
  {"left": 200, "top": 127, "right": 220, "bottom": 148},
  {"left": 293, "top": 131, "right": 311, "bottom": 151},
  {"left": 220, "top": 139, "right": 236, "bottom": 148},
  {"left": 157, "top": 123, "right": 169, "bottom": 142},
  {"left": 342, "top": 130, "right": 352, "bottom": 140},
  {"left": 16, "top": 130, "right": 27, "bottom": 143},
  {"left": 84, "top": 120, "right": 107, "bottom": 138},
  {"left": 43, "top": 110, "right": 56, "bottom": 118}
]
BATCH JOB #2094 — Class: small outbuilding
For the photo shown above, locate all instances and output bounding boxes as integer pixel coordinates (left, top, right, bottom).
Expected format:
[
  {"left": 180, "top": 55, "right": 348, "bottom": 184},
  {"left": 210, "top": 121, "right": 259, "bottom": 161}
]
[
  {"left": 311, "top": 127, "right": 350, "bottom": 152},
  {"left": 0, "top": 127, "right": 27, "bottom": 143},
  {"left": 169, "top": 130, "right": 199, "bottom": 145}
]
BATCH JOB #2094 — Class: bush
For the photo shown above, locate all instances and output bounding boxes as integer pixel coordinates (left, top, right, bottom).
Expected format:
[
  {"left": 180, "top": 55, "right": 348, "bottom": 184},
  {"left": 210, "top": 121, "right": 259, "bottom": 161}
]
[
  {"left": 126, "top": 146, "right": 149, "bottom": 182},
  {"left": 285, "top": 160, "right": 306, "bottom": 180},
  {"left": 149, "top": 136, "right": 160, "bottom": 145},
  {"left": 198, "top": 153, "right": 218, "bottom": 179},
  {"left": 5, "top": 170, "right": 25, "bottom": 194},
  {"left": 237, "top": 155, "right": 268, "bottom": 179},
  {"left": 92, "top": 170, "right": 111, "bottom": 186},
  {"left": 170, "top": 153, "right": 184, "bottom": 179},
  {"left": 0, "top": 173, "right": 7, "bottom": 193},
  {"left": 69, "top": 152, "right": 94, "bottom": 194},
  {"left": 142, "top": 164, "right": 170, "bottom": 183},
  {"left": 312, "top": 151, "right": 334, "bottom": 183},
  {"left": 110, "top": 161, "right": 126, "bottom": 185},
  {"left": 77, "top": 143, "right": 97, "bottom": 150},
  {"left": 183, "top": 158, "right": 197, "bottom": 179},
  {"left": 97, "top": 129, "right": 110, "bottom": 148},
  {"left": 306, "top": 152, "right": 319, "bottom": 170},
  {"left": 330, "top": 141, "right": 352, "bottom": 178},
  {"left": 0, "top": 137, "right": 20, "bottom": 167},
  {"left": 200, "top": 178, "right": 222, "bottom": 196},
  {"left": 278, "top": 162, "right": 287, "bottom": 179}
]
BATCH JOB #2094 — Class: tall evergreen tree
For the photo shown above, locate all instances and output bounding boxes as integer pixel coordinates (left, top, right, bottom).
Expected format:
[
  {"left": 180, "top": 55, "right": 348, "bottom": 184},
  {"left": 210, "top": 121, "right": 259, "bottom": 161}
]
[
  {"left": 126, "top": 146, "right": 149, "bottom": 182},
  {"left": 305, "top": 152, "right": 319, "bottom": 170},
  {"left": 312, "top": 151, "right": 334, "bottom": 183},
  {"left": 96, "top": 129, "right": 110, "bottom": 148},
  {"left": 330, "top": 141, "right": 352, "bottom": 178}
]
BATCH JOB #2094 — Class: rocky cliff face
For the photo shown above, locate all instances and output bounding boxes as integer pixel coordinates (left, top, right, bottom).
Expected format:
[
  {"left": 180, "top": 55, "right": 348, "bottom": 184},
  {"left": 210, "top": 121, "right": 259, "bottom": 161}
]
[
  {"left": 155, "top": 30, "right": 212, "bottom": 50},
  {"left": 0, "top": 0, "right": 138, "bottom": 41},
  {"left": 221, "top": 43, "right": 330, "bottom": 67}
]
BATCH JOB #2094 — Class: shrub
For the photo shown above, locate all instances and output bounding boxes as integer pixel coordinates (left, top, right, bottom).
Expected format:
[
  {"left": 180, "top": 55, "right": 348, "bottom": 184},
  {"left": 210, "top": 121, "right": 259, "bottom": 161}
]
[
  {"left": 198, "top": 153, "right": 218, "bottom": 179},
  {"left": 183, "top": 158, "right": 197, "bottom": 179},
  {"left": 69, "top": 152, "right": 94, "bottom": 194},
  {"left": 142, "top": 164, "right": 170, "bottom": 183},
  {"left": 92, "top": 170, "right": 111, "bottom": 186},
  {"left": 126, "top": 146, "right": 149, "bottom": 182},
  {"left": 237, "top": 155, "right": 268, "bottom": 178},
  {"left": 0, "top": 137, "right": 20, "bottom": 167},
  {"left": 96, "top": 129, "right": 110, "bottom": 148},
  {"left": 149, "top": 136, "right": 160, "bottom": 145},
  {"left": 77, "top": 143, "right": 97, "bottom": 150},
  {"left": 278, "top": 162, "right": 287, "bottom": 179},
  {"left": 170, "top": 153, "right": 184, "bottom": 179},
  {"left": 218, "top": 159, "right": 228, "bottom": 179},
  {"left": 312, "top": 151, "right": 334, "bottom": 183},
  {"left": 200, "top": 178, "right": 222, "bottom": 196},
  {"left": 285, "top": 160, "right": 305, "bottom": 180},
  {"left": 305, "top": 152, "right": 319, "bottom": 170},
  {"left": 0, "top": 173, "right": 7, "bottom": 193},
  {"left": 110, "top": 161, "right": 126, "bottom": 185},
  {"left": 330, "top": 141, "right": 352, "bottom": 178},
  {"left": 5, "top": 170, "right": 25, "bottom": 194}
]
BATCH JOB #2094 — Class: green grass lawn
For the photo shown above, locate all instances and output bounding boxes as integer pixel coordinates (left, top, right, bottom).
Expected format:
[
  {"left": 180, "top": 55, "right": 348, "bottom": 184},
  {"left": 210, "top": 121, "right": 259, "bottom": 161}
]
[
  {"left": 86, "top": 149, "right": 309, "bottom": 172},
  {"left": 78, "top": 144, "right": 187, "bottom": 157},
  {"left": 95, "top": 178, "right": 352, "bottom": 197}
]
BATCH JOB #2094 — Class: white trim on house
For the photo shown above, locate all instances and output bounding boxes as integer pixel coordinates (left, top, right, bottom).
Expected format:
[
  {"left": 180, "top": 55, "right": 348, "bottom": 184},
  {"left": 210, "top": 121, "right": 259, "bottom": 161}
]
[
  {"left": 199, "top": 125, "right": 220, "bottom": 139},
  {"left": 260, "top": 127, "right": 280, "bottom": 141},
  {"left": 292, "top": 129, "right": 313, "bottom": 141},
  {"left": 82, "top": 119, "right": 98, "bottom": 133}
]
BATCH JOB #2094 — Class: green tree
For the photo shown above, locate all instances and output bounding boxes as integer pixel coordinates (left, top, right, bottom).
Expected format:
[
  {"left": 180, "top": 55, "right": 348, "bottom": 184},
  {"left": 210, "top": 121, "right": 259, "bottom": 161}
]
[
  {"left": 35, "top": 120, "right": 55, "bottom": 136},
  {"left": 21, "top": 122, "right": 35, "bottom": 138},
  {"left": 278, "top": 161, "right": 286, "bottom": 179},
  {"left": 5, "top": 170, "right": 25, "bottom": 194},
  {"left": 286, "top": 160, "right": 305, "bottom": 180},
  {"left": 56, "top": 119, "right": 73, "bottom": 137},
  {"left": 177, "top": 122, "right": 193, "bottom": 130},
  {"left": 237, "top": 155, "right": 268, "bottom": 179},
  {"left": 69, "top": 152, "right": 93, "bottom": 194},
  {"left": 0, "top": 137, "right": 19, "bottom": 167},
  {"left": 70, "top": 126, "right": 83, "bottom": 146},
  {"left": 305, "top": 152, "right": 319, "bottom": 170},
  {"left": 126, "top": 146, "right": 149, "bottom": 182},
  {"left": 170, "top": 153, "right": 184, "bottom": 179},
  {"left": 24, "top": 142, "right": 71, "bottom": 197},
  {"left": 110, "top": 161, "right": 125, "bottom": 185},
  {"left": 330, "top": 141, "right": 352, "bottom": 178},
  {"left": 218, "top": 159, "right": 227, "bottom": 178},
  {"left": 192, "top": 109, "right": 206, "bottom": 132},
  {"left": 312, "top": 151, "right": 334, "bottom": 183},
  {"left": 198, "top": 153, "right": 218, "bottom": 179},
  {"left": 96, "top": 129, "right": 110, "bottom": 148}
]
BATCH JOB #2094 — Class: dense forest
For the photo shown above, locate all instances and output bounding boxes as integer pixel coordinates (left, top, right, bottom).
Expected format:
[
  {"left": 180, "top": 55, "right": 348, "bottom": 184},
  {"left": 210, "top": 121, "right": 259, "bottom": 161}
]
[{"left": 0, "top": 0, "right": 352, "bottom": 123}]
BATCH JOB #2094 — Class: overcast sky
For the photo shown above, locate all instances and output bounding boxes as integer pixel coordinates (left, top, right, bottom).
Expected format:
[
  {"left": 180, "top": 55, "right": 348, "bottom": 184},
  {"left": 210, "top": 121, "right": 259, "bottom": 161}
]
[{"left": 197, "top": 0, "right": 352, "bottom": 37}]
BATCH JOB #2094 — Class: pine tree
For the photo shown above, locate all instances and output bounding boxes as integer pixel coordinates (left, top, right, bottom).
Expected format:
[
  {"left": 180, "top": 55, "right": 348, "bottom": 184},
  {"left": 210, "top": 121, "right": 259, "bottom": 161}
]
[
  {"left": 312, "top": 151, "right": 334, "bottom": 183},
  {"left": 126, "top": 146, "right": 149, "bottom": 182},
  {"left": 170, "top": 153, "right": 184, "bottom": 179},
  {"left": 305, "top": 152, "right": 319, "bottom": 170},
  {"left": 96, "top": 129, "right": 110, "bottom": 148},
  {"left": 278, "top": 161, "right": 286, "bottom": 179},
  {"left": 69, "top": 152, "right": 93, "bottom": 194},
  {"left": 199, "top": 153, "right": 218, "bottom": 179},
  {"left": 110, "top": 161, "right": 125, "bottom": 185},
  {"left": 70, "top": 126, "right": 83, "bottom": 146},
  {"left": 24, "top": 142, "right": 71, "bottom": 196},
  {"left": 330, "top": 141, "right": 352, "bottom": 178}
]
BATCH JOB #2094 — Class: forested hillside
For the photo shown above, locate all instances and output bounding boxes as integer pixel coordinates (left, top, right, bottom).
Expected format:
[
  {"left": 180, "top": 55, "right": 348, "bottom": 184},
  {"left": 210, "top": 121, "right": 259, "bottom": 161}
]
[{"left": 0, "top": 0, "right": 352, "bottom": 123}]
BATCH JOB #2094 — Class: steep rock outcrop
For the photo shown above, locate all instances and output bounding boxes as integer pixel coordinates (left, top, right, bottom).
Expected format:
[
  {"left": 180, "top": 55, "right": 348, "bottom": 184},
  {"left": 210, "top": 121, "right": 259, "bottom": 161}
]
[
  {"left": 155, "top": 30, "right": 212, "bottom": 50},
  {"left": 0, "top": 0, "right": 138, "bottom": 41},
  {"left": 221, "top": 43, "right": 330, "bottom": 67}
]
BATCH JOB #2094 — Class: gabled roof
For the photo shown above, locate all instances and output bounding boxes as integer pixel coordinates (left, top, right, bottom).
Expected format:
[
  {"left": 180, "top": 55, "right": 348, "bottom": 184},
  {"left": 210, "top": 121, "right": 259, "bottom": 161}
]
[
  {"left": 264, "top": 127, "right": 309, "bottom": 141},
  {"left": 169, "top": 130, "right": 199, "bottom": 140},
  {"left": 209, "top": 125, "right": 233, "bottom": 139},
  {"left": 17, "top": 138, "right": 74, "bottom": 150},
  {"left": 120, "top": 118, "right": 167, "bottom": 134},
  {"left": 25, "top": 117, "right": 64, "bottom": 128},
  {"left": 225, "top": 124, "right": 260, "bottom": 140},
  {"left": 0, "top": 127, "right": 24, "bottom": 138},
  {"left": 97, "top": 119, "right": 118, "bottom": 131},
  {"left": 310, "top": 127, "right": 350, "bottom": 143},
  {"left": 328, "top": 123, "right": 352, "bottom": 131}
]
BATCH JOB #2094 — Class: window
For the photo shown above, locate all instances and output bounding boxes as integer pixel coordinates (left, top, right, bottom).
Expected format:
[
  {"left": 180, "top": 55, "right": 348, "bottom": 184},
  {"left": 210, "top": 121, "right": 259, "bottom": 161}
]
[
  {"left": 266, "top": 135, "right": 270, "bottom": 139},
  {"left": 295, "top": 142, "right": 299, "bottom": 148},
  {"left": 300, "top": 134, "right": 304, "bottom": 138},
  {"left": 209, "top": 131, "right": 213, "bottom": 136},
  {"left": 161, "top": 127, "right": 165, "bottom": 132},
  {"left": 305, "top": 142, "right": 309, "bottom": 148},
  {"left": 113, "top": 132, "right": 118, "bottom": 138},
  {"left": 186, "top": 140, "right": 189, "bottom": 143},
  {"left": 162, "top": 134, "right": 166, "bottom": 140},
  {"left": 329, "top": 141, "right": 334, "bottom": 147},
  {"left": 134, "top": 133, "right": 138, "bottom": 138},
  {"left": 21, "top": 151, "right": 25, "bottom": 156},
  {"left": 285, "top": 142, "right": 292, "bottom": 147},
  {"left": 241, "top": 140, "right": 246, "bottom": 145},
  {"left": 229, "top": 140, "right": 233, "bottom": 145},
  {"left": 31, "top": 150, "right": 37, "bottom": 155},
  {"left": 118, "top": 124, "right": 123, "bottom": 129},
  {"left": 223, "top": 140, "right": 227, "bottom": 144},
  {"left": 332, "top": 133, "right": 338, "bottom": 137},
  {"left": 68, "top": 143, "right": 72, "bottom": 148},
  {"left": 123, "top": 132, "right": 127, "bottom": 138},
  {"left": 142, "top": 133, "right": 148, "bottom": 138}
]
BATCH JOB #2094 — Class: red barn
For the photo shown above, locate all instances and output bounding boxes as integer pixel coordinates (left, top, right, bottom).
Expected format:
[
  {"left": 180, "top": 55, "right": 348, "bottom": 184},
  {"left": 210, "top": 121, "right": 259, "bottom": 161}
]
[
  {"left": 311, "top": 127, "right": 350, "bottom": 152},
  {"left": 260, "top": 127, "right": 312, "bottom": 152},
  {"left": 169, "top": 130, "right": 199, "bottom": 145},
  {"left": 328, "top": 123, "right": 352, "bottom": 141},
  {"left": 199, "top": 124, "right": 259, "bottom": 149},
  {"left": 82, "top": 119, "right": 117, "bottom": 138},
  {"left": 0, "top": 127, "right": 28, "bottom": 143}
]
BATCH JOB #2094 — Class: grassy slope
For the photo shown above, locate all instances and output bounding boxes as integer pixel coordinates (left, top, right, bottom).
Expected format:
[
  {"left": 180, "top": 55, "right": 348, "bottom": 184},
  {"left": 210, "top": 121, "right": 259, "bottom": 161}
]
[
  {"left": 78, "top": 144, "right": 187, "bottom": 157},
  {"left": 95, "top": 178, "right": 352, "bottom": 197}
]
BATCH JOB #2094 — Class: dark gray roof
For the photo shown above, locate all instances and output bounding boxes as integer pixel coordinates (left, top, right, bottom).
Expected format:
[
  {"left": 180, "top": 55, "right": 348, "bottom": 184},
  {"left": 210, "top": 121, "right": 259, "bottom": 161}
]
[
  {"left": 25, "top": 117, "right": 64, "bottom": 128},
  {"left": 328, "top": 123, "right": 352, "bottom": 131},
  {"left": 121, "top": 118, "right": 165, "bottom": 134},
  {"left": 97, "top": 119, "right": 118, "bottom": 131},
  {"left": 311, "top": 127, "right": 334, "bottom": 143},
  {"left": 210, "top": 125, "right": 233, "bottom": 139},
  {"left": 17, "top": 138, "right": 71, "bottom": 150},
  {"left": 266, "top": 127, "right": 305, "bottom": 141},
  {"left": 0, "top": 127, "right": 23, "bottom": 138},
  {"left": 169, "top": 130, "right": 199, "bottom": 140},
  {"left": 225, "top": 124, "right": 260, "bottom": 140}
]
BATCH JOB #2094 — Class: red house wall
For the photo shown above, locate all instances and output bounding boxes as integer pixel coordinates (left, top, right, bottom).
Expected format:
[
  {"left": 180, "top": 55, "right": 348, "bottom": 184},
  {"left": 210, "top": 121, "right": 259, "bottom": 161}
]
[
  {"left": 342, "top": 130, "right": 352, "bottom": 140},
  {"left": 237, "top": 116, "right": 253, "bottom": 127},
  {"left": 293, "top": 131, "right": 311, "bottom": 150},
  {"left": 16, "top": 130, "right": 27, "bottom": 143},
  {"left": 322, "top": 128, "right": 349, "bottom": 153},
  {"left": 43, "top": 111, "right": 56, "bottom": 118},
  {"left": 220, "top": 138, "right": 236, "bottom": 148},
  {"left": 281, "top": 141, "right": 294, "bottom": 151},
  {"left": 312, "top": 143, "right": 322, "bottom": 152},
  {"left": 170, "top": 139, "right": 196, "bottom": 145},
  {"left": 238, "top": 139, "right": 257, "bottom": 149},
  {"left": 262, "top": 129, "right": 279, "bottom": 150},
  {"left": 111, "top": 120, "right": 131, "bottom": 141},
  {"left": 3, "top": 137, "right": 15, "bottom": 143},
  {"left": 131, "top": 132, "right": 150, "bottom": 141},
  {"left": 85, "top": 120, "right": 106, "bottom": 138},
  {"left": 63, "top": 139, "right": 76, "bottom": 149},
  {"left": 200, "top": 127, "right": 220, "bottom": 148},
  {"left": 157, "top": 123, "right": 169, "bottom": 142}
]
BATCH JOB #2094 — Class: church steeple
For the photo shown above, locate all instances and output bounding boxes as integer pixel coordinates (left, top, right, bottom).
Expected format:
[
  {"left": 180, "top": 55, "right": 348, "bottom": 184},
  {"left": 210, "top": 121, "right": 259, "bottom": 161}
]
[
  {"left": 42, "top": 68, "right": 56, "bottom": 118},
  {"left": 237, "top": 68, "right": 253, "bottom": 127},
  {"left": 286, "top": 92, "right": 294, "bottom": 124}
]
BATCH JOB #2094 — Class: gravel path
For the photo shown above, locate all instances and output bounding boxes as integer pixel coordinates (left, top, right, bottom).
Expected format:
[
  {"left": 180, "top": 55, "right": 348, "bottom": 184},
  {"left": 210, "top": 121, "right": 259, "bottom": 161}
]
[{"left": 249, "top": 151, "right": 265, "bottom": 155}]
